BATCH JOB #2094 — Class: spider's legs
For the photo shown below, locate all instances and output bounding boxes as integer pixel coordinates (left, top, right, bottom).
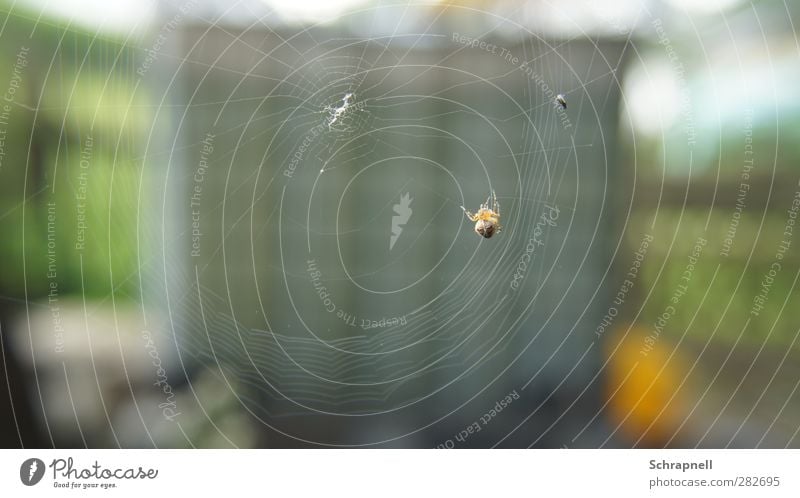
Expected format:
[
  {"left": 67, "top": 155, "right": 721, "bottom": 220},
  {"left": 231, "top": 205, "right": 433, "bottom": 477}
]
[
  {"left": 460, "top": 206, "right": 476, "bottom": 221},
  {"left": 492, "top": 190, "right": 500, "bottom": 216}
]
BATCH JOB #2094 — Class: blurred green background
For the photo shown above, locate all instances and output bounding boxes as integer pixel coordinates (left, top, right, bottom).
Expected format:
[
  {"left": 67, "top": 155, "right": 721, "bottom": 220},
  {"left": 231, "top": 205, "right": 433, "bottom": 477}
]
[{"left": 0, "top": 0, "right": 799, "bottom": 448}]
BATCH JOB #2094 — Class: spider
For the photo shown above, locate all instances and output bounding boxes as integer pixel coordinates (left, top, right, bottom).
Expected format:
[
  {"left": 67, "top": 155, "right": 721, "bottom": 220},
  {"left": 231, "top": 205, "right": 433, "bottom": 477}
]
[{"left": 461, "top": 191, "right": 502, "bottom": 238}]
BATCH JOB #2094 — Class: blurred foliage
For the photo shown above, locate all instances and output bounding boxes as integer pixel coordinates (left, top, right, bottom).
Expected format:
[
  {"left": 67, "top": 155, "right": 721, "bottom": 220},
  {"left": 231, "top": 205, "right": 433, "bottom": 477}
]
[
  {"left": 632, "top": 209, "right": 799, "bottom": 350},
  {"left": 622, "top": 8, "right": 800, "bottom": 352},
  {"left": 0, "top": 7, "right": 148, "bottom": 300}
]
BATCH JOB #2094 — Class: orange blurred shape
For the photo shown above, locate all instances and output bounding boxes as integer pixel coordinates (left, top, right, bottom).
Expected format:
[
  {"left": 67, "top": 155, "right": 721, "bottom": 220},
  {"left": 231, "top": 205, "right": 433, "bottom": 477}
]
[{"left": 605, "top": 326, "right": 687, "bottom": 447}]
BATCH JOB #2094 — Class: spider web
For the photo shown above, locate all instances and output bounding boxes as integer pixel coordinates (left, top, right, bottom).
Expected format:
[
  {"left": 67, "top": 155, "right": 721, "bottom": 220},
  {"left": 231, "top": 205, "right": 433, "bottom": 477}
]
[
  {"left": 12, "top": 0, "right": 800, "bottom": 452},
  {"left": 142, "top": 0, "right": 628, "bottom": 447}
]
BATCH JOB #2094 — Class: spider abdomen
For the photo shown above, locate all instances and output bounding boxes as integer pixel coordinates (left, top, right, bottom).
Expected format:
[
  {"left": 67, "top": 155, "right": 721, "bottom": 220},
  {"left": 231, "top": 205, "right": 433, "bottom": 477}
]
[{"left": 475, "top": 219, "right": 496, "bottom": 238}]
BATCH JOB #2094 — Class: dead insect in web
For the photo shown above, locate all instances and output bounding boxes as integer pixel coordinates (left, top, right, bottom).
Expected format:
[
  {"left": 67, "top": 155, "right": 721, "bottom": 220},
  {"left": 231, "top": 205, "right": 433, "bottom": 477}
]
[
  {"left": 556, "top": 94, "right": 567, "bottom": 109},
  {"left": 325, "top": 92, "right": 354, "bottom": 130}
]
